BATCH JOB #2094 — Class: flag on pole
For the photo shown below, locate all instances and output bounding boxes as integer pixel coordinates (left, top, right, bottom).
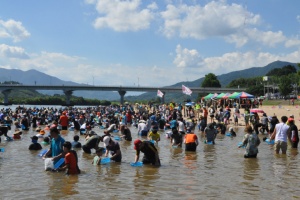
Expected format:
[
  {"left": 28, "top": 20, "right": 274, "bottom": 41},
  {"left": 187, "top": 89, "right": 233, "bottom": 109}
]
[
  {"left": 157, "top": 90, "right": 164, "bottom": 98},
  {"left": 182, "top": 85, "right": 192, "bottom": 95}
]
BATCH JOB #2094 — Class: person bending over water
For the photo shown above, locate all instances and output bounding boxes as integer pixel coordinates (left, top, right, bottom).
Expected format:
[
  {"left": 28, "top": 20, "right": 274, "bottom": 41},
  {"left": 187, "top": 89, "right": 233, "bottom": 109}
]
[{"left": 133, "top": 139, "right": 160, "bottom": 166}]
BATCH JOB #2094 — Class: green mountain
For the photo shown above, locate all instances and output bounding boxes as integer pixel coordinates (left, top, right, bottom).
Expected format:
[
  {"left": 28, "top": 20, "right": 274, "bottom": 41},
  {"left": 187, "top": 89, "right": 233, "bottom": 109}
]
[{"left": 124, "top": 61, "right": 298, "bottom": 102}]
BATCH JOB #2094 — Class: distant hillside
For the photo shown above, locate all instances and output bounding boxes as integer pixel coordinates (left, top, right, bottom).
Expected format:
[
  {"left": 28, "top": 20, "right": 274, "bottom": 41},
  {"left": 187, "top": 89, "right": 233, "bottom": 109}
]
[
  {"left": 125, "top": 61, "right": 298, "bottom": 102},
  {"left": 0, "top": 61, "right": 297, "bottom": 102},
  {"left": 0, "top": 69, "right": 120, "bottom": 100}
]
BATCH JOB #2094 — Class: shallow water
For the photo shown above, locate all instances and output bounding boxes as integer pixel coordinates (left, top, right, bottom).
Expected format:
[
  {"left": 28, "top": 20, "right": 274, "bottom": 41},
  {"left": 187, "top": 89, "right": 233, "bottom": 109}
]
[{"left": 0, "top": 124, "right": 300, "bottom": 199}]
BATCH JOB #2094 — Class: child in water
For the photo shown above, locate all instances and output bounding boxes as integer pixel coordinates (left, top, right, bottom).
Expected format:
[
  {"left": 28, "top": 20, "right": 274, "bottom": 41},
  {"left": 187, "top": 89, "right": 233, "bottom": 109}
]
[
  {"left": 72, "top": 135, "right": 82, "bottom": 148},
  {"left": 229, "top": 127, "right": 236, "bottom": 137},
  {"left": 92, "top": 147, "right": 105, "bottom": 165}
]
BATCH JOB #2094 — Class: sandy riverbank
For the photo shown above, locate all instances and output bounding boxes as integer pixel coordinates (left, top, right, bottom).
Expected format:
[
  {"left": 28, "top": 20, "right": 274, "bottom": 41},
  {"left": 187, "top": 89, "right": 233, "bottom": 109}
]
[{"left": 236, "top": 104, "right": 300, "bottom": 128}]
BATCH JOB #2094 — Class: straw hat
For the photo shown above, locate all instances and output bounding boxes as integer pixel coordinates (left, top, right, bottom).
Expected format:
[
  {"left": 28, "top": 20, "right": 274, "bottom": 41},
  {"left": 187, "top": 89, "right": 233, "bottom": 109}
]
[
  {"left": 39, "top": 130, "right": 46, "bottom": 135},
  {"left": 14, "top": 130, "right": 22, "bottom": 135}
]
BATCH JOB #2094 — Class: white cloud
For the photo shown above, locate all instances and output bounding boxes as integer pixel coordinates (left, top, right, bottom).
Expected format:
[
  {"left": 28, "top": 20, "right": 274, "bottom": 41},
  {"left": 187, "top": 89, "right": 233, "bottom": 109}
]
[
  {"left": 160, "top": 1, "right": 260, "bottom": 40},
  {"left": 92, "top": 0, "right": 155, "bottom": 31},
  {"left": 202, "top": 50, "right": 300, "bottom": 76},
  {"left": 160, "top": 1, "right": 295, "bottom": 48},
  {"left": 297, "top": 15, "right": 300, "bottom": 23},
  {"left": 285, "top": 38, "right": 300, "bottom": 48},
  {"left": 173, "top": 44, "right": 203, "bottom": 68},
  {"left": 225, "top": 28, "right": 287, "bottom": 48},
  {"left": 0, "top": 44, "right": 29, "bottom": 59},
  {"left": 0, "top": 19, "right": 30, "bottom": 42},
  {"left": 84, "top": 0, "right": 97, "bottom": 4}
]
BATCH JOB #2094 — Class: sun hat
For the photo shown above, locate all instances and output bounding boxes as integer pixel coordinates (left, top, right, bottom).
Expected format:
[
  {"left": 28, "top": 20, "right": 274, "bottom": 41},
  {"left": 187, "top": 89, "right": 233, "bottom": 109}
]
[{"left": 14, "top": 130, "right": 22, "bottom": 135}]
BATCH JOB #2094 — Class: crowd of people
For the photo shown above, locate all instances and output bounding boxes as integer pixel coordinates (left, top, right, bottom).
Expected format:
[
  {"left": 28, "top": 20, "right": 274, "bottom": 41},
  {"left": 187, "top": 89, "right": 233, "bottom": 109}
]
[{"left": 0, "top": 100, "right": 298, "bottom": 175}]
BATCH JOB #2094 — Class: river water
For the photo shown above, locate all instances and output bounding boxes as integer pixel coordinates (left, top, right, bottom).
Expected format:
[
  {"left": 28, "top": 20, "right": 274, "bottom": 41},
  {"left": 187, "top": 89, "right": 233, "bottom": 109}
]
[{"left": 0, "top": 108, "right": 300, "bottom": 199}]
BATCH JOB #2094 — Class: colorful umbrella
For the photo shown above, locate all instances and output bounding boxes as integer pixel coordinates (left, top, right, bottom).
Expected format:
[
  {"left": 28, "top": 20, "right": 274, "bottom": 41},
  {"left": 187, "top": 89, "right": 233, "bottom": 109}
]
[
  {"left": 238, "top": 92, "right": 254, "bottom": 98},
  {"left": 250, "top": 109, "right": 264, "bottom": 113},
  {"left": 222, "top": 93, "right": 231, "bottom": 99}
]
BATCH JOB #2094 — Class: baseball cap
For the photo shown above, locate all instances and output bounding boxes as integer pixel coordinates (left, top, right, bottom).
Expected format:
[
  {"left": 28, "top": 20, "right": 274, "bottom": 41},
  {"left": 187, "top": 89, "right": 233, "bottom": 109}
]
[
  {"left": 134, "top": 139, "right": 142, "bottom": 150},
  {"left": 103, "top": 136, "right": 110, "bottom": 147}
]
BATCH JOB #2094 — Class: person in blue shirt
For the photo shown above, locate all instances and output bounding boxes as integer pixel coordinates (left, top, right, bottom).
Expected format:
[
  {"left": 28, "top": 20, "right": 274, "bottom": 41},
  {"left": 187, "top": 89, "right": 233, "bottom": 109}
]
[{"left": 43, "top": 127, "right": 65, "bottom": 164}]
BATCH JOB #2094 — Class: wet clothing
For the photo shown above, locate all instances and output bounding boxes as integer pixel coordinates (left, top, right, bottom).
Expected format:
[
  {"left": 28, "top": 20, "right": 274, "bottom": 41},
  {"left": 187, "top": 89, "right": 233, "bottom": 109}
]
[
  {"left": 122, "top": 128, "right": 132, "bottom": 141},
  {"left": 184, "top": 133, "right": 198, "bottom": 151},
  {"left": 170, "top": 131, "right": 182, "bottom": 146},
  {"left": 241, "top": 133, "right": 260, "bottom": 158},
  {"left": 148, "top": 131, "right": 160, "bottom": 142},
  {"left": 204, "top": 127, "right": 217, "bottom": 143},
  {"left": 217, "top": 123, "right": 226, "bottom": 134},
  {"left": 82, "top": 135, "right": 100, "bottom": 154},
  {"left": 289, "top": 124, "right": 299, "bottom": 148},
  {"left": 136, "top": 141, "right": 160, "bottom": 165},
  {"left": 29, "top": 143, "right": 42, "bottom": 150},
  {"left": 59, "top": 114, "right": 69, "bottom": 130},
  {"left": 72, "top": 141, "right": 82, "bottom": 148},
  {"left": 269, "top": 117, "right": 279, "bottom": 133},
  {"left": 106, "top": 141, "right": 122, "bottom": 162},
  {"left": 138, "top": 122, "right": 148, "bottom": 136},
  {"left": 51, "top": 135, "right": 65, "bottom": 164},
  {"left": 65, "top": 150, "right": 80, "bottom": 174}
]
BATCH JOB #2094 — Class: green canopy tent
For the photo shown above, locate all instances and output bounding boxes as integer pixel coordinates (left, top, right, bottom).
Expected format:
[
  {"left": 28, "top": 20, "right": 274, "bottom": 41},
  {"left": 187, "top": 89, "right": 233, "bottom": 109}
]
[
  {"left": 203, "top": 93, "right": 214, "bottom": 100},
  {"left": 228, "top": 92, "right": 241, "bottom": 99},
  {"left": 215, "top": 93, "right": 225, "bottom": 99}
]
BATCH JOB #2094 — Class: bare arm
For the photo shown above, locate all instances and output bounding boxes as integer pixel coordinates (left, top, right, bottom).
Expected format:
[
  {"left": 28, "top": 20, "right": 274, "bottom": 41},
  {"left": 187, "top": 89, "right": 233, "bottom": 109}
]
[
  {"left": 270, "top": 128, "right": 276, "bottom": 140},
  {"left": 134, "top": 154, "right": 139, "bottom": 163}
]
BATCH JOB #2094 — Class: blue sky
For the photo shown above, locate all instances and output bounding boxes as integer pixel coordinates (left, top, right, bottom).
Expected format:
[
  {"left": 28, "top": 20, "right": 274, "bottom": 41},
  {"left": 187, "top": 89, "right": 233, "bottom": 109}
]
[{"left": 0, "top": 0, "right": 299, "bottom": 87}]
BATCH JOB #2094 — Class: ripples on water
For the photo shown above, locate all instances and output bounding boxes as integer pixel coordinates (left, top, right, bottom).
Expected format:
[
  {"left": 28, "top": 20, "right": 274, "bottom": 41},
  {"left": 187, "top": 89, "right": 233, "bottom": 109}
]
[{"left": 1, "top": 124, "right": 300, "bottom": 199}]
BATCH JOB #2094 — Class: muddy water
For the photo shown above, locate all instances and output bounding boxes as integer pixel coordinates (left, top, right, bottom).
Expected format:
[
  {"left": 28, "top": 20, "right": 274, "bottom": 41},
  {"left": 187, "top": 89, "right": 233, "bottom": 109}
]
[{"left": 0, "top": 123, "right": 300, "bottom": 199}]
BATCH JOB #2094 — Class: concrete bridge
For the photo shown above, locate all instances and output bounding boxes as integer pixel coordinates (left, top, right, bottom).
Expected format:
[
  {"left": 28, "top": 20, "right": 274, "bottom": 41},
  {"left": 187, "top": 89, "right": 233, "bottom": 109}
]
[{"left": 0, "top": 84, "right": 246, "bottom": 105}]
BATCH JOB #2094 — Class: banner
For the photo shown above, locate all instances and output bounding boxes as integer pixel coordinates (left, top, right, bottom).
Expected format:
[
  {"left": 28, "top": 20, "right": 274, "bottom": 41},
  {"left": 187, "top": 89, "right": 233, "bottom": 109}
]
[
  {"left": 182, "top": 85, "right": 192, "bottom": 95},
  {"left": 157, "top": 90, "right": 164, "bottom": 98}
]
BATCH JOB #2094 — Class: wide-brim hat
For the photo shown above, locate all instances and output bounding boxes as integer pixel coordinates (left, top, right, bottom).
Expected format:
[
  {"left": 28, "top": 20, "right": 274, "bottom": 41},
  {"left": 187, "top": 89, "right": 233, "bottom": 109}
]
[{"left": 14, "top": 130, "right": 22, "bottom": 135}]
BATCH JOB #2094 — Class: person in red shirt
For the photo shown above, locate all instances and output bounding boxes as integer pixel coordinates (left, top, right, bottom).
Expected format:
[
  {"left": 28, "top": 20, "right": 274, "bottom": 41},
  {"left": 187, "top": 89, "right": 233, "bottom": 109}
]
[
  {"left": 59, "top": 141, "right": 80, "bottom": 175},
  {"left": 59, "top": 111, "right": 69, "bottom": 130},
  {"left": 126, "top": 111, "right": 132, "bottom": 124},
  {"left": 184, "top": 128, "right": 199, "bottom": 151},
  {"left": 203, "top": 106, "right": 208, "bottom": 122}
]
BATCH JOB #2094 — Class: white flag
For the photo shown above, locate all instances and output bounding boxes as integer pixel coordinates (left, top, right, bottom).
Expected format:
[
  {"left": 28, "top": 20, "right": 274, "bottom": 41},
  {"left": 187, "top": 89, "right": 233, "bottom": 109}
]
[
  {"left": 157, "top": 90, "right": 164, "bottom": 98},
  {"left": 182, "top": 85, "right": 192, "bottom": 95}
]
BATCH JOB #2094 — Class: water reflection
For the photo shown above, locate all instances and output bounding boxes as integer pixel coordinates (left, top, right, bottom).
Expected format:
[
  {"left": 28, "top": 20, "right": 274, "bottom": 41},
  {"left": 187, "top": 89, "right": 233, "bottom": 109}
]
[
  {"left": 243, "top": 158, "right": 260, "bottom": 181},
  {"left": 47, "top": 173, "right": 79, "bottom": 198},
  {"left": 203, "top": 144, "right": 216, "bottom": 170},
  {"left": 183, "top": 152, "right": 198, "bottom": 170}
]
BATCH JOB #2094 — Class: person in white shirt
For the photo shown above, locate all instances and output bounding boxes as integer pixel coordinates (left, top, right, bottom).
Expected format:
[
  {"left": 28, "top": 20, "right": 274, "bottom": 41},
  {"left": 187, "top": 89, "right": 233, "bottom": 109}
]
[
  {"left": 137, "top": 119, "right": 148, "bottom": 136},
  {"left": 270, "top": 116, "right": 290, "bottom": 154}
]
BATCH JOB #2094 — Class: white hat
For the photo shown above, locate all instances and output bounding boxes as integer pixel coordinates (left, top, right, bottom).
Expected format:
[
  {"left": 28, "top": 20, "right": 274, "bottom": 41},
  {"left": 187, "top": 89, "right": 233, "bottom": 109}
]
[
  {"left": 229, "top": 127, "right": 233, "bottom": 132},
  {"left": 103, "top": 136, "right": 110, "bottom": 147}
]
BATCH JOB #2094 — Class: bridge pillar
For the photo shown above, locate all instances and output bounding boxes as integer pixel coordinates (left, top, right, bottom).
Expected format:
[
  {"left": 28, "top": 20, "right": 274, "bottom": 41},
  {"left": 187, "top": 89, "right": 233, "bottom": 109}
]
[
  {"left": 118, "top": 91, "right": 126, "bottom": 105},
  {"left": 64, "top": 90, "right": 73, "bottom": 106},
  {"left": 1, "top": 90, "right": 11, "bottom": 105}
]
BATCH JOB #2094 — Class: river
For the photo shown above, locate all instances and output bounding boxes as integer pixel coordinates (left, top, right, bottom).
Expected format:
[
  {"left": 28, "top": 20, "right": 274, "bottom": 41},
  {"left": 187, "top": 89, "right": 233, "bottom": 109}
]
[{"left": 0, "top": 106, "right": 299, "bottom": 199}]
